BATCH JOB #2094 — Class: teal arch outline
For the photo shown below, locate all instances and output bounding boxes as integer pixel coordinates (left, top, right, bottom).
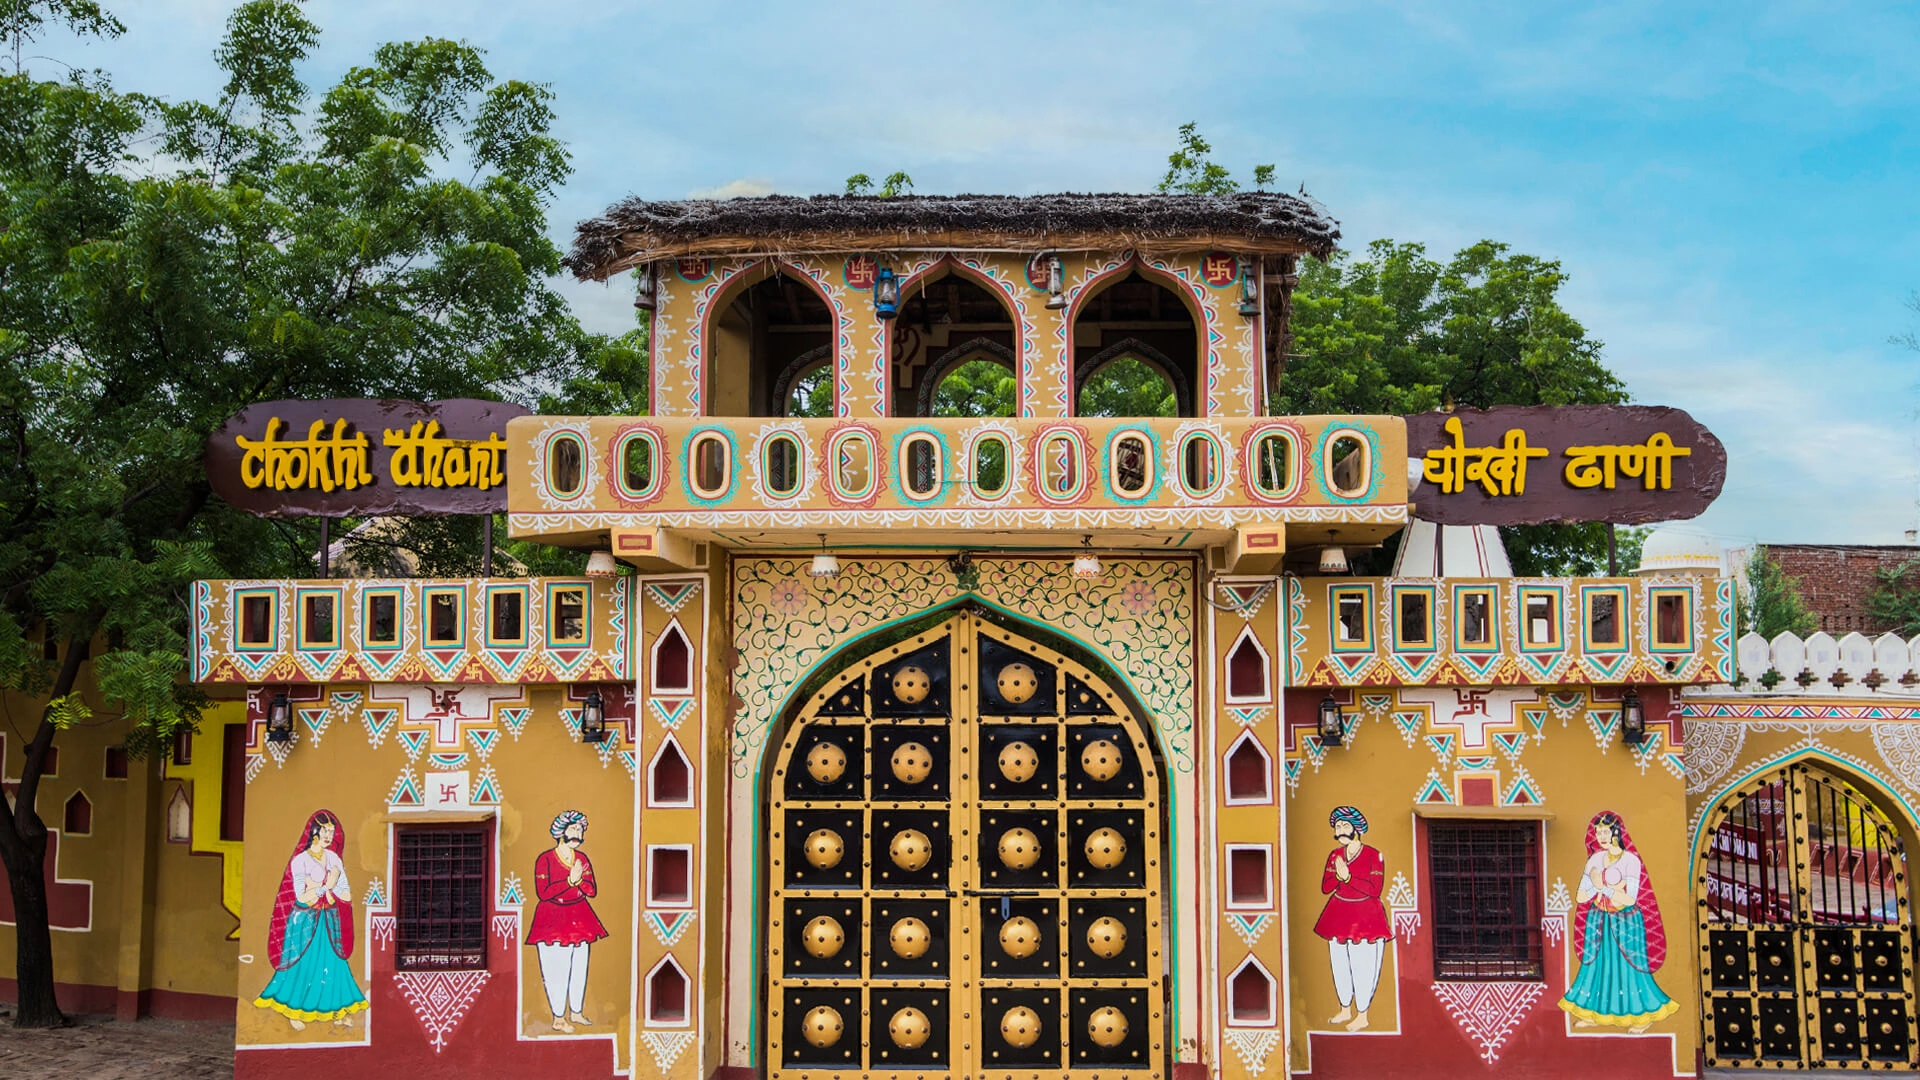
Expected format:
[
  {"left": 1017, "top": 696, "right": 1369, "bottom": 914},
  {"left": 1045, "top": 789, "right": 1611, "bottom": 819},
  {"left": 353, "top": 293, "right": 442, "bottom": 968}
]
[
  {"left": 741, "top": 592, "right": 1187, "bottom": 1061},
  {"left": 1687, "top": 746, "right": 1920, "bottom": 873}
]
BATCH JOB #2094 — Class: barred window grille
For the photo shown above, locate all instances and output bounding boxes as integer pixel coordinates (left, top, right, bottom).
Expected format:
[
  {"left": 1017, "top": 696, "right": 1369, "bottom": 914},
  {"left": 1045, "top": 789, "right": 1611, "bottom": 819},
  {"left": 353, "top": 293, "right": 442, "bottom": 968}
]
[
  {"left": 1429, "top": 819, "right": 1543, "bottom": 981},
  {"left": 396, "top": 826, "right": 489, "bottom": 971}
]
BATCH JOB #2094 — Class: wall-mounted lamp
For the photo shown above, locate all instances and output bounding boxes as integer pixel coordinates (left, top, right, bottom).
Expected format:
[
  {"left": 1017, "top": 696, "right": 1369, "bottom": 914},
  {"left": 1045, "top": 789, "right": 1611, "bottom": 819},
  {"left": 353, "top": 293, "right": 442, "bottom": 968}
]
[
  {"left": 579, "top": 689, "right": 609, "bottom": 744},
  {"left": 633, "top": 262, "right": 657, "bottom": 312},
  {"left": 1071, "top": 535, "right": 1102, "bottom": 579},
  {"left": 810, "top": 533, "right": 841, "bottom": 578},
  {"left": 1044, "top": 254, "right": 1066, "bottom": 310},
  {"left": 266, "top": 692, "right": 294, "bottom": 744},
  {"left": 1620, "top": 687, "right": 1646, "bottom": 746},
  {"left": 1238, "top": 256, "right": 1260, "bottom": 317},
  {"left": 874, "top": 266, "right": 900, "bottom": 320},
  {"left": 1317, "top": 695, "right": 1345, "bottom": 745},
  {"left": 585, "top": 549, "right": 618, "bottom": 577}
]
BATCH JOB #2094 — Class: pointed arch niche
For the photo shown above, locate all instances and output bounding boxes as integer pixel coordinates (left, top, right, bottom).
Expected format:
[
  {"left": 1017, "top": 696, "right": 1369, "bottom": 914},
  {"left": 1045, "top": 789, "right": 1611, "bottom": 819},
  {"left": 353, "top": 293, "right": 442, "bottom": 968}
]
[
  {"left": 706, "top": 261, "right": 836, "bottom": 417},
  {"left": 652, "top": 620, "right": 694, "bottom": 695},
  {"left": 1224, "top": 625, "right": 1272, "bottom": 703},
  {"left": 893, "top": 263, "right": 1020, "bottom": 418},
  {"left": 1223, "top": 730, "right": 1273, "bottom": 805},
  {"left": 645, "top": 954, "right": 691, "bottom": 1026},
  {"left": 1227, "top": 955, "right": 1277, "bottom": 1026},
  {"left": 648, "top": 734, "right": 694, "bottom": 808}
]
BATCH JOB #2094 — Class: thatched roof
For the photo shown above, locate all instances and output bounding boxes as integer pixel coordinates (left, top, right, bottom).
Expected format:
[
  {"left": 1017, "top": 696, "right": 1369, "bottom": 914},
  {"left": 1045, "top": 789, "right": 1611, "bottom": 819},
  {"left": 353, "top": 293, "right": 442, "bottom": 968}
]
[{"left": 567, "top": 192, "right": 1340, "bottom": 281}]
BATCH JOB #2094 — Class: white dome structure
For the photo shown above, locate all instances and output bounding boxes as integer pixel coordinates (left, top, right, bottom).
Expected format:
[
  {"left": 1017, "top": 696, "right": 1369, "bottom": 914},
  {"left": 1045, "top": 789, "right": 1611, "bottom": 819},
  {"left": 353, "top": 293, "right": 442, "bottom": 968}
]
[{"left": 1636, "top": 525, "right": 1724, "bottom": 575}]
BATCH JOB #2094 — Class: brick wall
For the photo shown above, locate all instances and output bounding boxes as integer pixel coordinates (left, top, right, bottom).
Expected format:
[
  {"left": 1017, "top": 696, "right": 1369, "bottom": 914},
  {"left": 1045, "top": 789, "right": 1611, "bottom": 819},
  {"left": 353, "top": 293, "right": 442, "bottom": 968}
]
[{"left": 1769, "top": 544, "right": 1920, "bottom": 636}]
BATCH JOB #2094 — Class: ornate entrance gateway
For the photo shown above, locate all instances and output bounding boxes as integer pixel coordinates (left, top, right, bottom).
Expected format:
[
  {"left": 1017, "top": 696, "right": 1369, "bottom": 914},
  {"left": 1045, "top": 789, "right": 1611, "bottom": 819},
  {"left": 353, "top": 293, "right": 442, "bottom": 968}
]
[
  {"left": 765, "top": 610, "right": 1167, "bottom": 1080},
  {"left": 1700, "top": 762, "right": 1917, "bottom": 1069}
]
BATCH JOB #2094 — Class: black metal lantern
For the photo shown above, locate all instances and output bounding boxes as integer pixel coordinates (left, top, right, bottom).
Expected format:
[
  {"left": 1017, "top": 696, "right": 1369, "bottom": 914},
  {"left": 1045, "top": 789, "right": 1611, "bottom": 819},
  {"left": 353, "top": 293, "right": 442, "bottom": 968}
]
[
  {"left": 1044, "top": 253, "right": 1066, "bottom": 310},
  {"left": 580, "top": 689, "right": 609, "bottom": 744},
  {"left": 633, "top": 262, "right": 657, "bottom": 312},
  {"left": 1238, "top": 256, "right": 1260, "bottom": 317},
  {"left": 1317, "top": 695, "right": 1345, "bottom": 745},
  {"left": 1621, "top": 687, "right": 1645, "bottom": 746},
  {"left": 266, "top": 692, "right": 294, "bottom": 744},
  {"left": 873, "top": 266, "right": 900, "bottom": 320}
]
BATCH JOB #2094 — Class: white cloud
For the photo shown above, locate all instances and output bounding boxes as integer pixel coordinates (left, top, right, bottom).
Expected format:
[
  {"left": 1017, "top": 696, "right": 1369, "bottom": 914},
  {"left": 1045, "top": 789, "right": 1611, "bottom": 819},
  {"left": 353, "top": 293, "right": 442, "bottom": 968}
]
[{"left": 687, "top": 178, "right": 778, "bottom": 199}]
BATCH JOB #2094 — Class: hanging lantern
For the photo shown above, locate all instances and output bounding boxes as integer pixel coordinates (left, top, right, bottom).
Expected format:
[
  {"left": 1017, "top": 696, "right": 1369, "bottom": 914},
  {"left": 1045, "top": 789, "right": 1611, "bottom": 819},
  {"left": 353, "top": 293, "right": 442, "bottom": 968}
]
[
  {"left": 579, "top": 689, "right": 609, "bottom": 744},
  {"left": 266, "top": 692, "right": 294, "bottom": 744},
  {"left": 1621, "top": 687, "right": 1646, "bottom": 746},
  {"left": 1317, "top": 695, "right": 1345, "bottom": 745},
  {"left": 874, "top": 266, "right": 900, "bottom": 320}
]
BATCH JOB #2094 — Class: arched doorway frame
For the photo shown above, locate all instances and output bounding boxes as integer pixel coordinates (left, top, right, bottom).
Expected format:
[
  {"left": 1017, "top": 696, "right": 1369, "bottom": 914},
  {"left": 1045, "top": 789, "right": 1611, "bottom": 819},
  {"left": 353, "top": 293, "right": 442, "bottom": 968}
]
[
  {"left": 1062, "top": 256, "right": 1211, "bottom": 418},
  {"left": 722, "top": 595, "right": 1191, "bottom": 1072},
  {"left": 700, "top": 258, "right": 844, "bottom": 418},
  {"left": 889, "top": 257, "right": 1027, "bottom": 418}
]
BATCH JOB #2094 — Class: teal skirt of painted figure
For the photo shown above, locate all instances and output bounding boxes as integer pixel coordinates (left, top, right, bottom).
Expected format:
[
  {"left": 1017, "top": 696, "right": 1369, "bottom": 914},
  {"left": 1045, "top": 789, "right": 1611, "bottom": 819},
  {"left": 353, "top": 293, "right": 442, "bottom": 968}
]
[
  {"left": 254, "top": 905, "right": 369, "bottom": 1023},
  {"left": 1557, "top": 906, "right": 1679, "bottom": 1027}
]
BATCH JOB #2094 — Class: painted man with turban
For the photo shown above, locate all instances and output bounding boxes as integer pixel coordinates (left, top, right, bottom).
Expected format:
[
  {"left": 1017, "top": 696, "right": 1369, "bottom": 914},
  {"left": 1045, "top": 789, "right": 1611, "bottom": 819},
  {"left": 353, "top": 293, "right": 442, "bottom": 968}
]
[
  {"left": 1315, "top": 805, "right": 1390, "bottom": 1031},
  {"left": 527, "top": 809, "right": 608, "bottom": 1033}
]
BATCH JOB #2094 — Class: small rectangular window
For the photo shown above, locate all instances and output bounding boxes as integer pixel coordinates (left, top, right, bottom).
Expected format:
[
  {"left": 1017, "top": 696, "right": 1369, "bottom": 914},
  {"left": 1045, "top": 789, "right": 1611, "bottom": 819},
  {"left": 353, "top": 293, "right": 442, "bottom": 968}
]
[
  {"left": 1396, "top": 590, "right": 1432, "bottom": 648},
  {"left": 105, "top": 745, "right": 128, "bottom": 779},
  {"left": 239, "top": 594, "right": 273, "bottom": 646},
  {"left": 172, "top": 729, "right": 192, "bottom": 767},
  {"left": 396, "top": 826, "right": 490, "bottom": 971},
  {"left": 1458, "top": 589, "right": 1493, "bottom": 648},
  {"left": 489, "top": 590, "right": 524, "bottom": 644},
  {"left": 649, "top": 846, "right": 692, "bottom": 907},
  {"left": 1225, "top": 845, "right": 1272, "bottom": 909},
  {"left": 1655, "top": 591, "right": 1691, "bottom": 649},
  {"left": 426, "top": 591, "right": 462, "bottom": 645},
  {"left": 1522, "top": 592, "right": 1559, "bottom": 648},
  {"left": 1332, "top": 587, "right": 1372, "bottom": 650},
  {"left": 1429, "top": 819, "right": 1542, "bottom": 981},
  {"left": 1586, "top": 590, "right": 1624, "bottom": 650},
  {"left": 300, "top": 593, "right": 337, "bottom": 648},
  {"left": 219, "top": 723, "right": 246, "bottom": 842},
  {"left": 365, "top": 592, "right": 400, "bottom": 646},
  {"left": 551, "top": 588, "right": 587, "bottom": 644}
]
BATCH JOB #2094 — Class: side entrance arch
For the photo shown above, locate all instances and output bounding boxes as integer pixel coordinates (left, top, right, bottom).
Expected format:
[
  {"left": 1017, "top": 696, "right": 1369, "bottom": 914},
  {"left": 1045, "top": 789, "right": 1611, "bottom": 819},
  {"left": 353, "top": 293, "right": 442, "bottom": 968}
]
[
  {"left": 762, "top": 609, "right": 1169, "bottom": 1079},
  {"left": 1698, "top": 760, "right": 1918, "bottom": 1069}
]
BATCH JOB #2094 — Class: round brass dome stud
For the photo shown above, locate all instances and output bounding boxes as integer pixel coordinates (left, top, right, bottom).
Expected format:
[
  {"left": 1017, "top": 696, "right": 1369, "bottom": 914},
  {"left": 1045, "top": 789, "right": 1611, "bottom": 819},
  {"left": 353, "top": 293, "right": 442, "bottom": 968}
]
[
  {"left": 1087, "top": 916, "right": 1127, "bottom": 958},
  {"left": 1001, "top": 1005, "right": 1042, "bottom": 1048},
  {"left": 801, "top": 1004, "right": 844, "bottom": 1048},
  {"left": 804, "top": 828, "right": 845, "bottom": 869},
  {"left": 1085, "top": 827, "right": 1127, "bottom": 869},
  {"left": 999, "top": 915, "right": 1042, "bottom": 958},
  {"left": 890, "top": 828, "right": 933, "bottom": 872},
  {"left": 802, "top": 915, "right": 846, "bottom": 958},
  {"left": 889, "top": 916, "right": 932, "bottom": 959},
  {"left": 1080, "top": 738, "right": 1123, "bottom": 781},
  {"left": 996, "top": 662, "right": 1039, "bottom": 705},
  {"left": 1087, "top": 1005, "right": 1129, "bottom": 1048},
  {"left": 889, "top": 1006, "right": 931, "bottom": 1049},
  {"left": 998, "top": 741, "right": 1040, "bottom": 783},
  {"left": 998, "top": 827, "right": 1042, "bottom": 870},
  {"left": 806, "top": 742, "right": 848, "bottom": 784},
  {"left": 891, "top": 741, "right": 934, "bottom": 784},
  {"left": 891, "top": 665, "right": 932, "bottom": 705}
]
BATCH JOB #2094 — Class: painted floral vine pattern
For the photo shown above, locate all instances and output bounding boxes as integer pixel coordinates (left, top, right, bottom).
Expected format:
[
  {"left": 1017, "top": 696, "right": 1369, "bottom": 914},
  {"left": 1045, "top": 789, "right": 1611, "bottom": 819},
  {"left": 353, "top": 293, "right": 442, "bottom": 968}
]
[{"left": 729, "top": 557, "right": 1196, "bottom": 778}]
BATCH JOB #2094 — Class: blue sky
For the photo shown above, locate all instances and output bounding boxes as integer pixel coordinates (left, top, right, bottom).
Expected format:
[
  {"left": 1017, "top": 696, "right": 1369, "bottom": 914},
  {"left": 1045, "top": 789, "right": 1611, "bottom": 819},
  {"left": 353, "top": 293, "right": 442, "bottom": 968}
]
[{"left": 38, "top": 1, "right": 1920, "bottom": 546}]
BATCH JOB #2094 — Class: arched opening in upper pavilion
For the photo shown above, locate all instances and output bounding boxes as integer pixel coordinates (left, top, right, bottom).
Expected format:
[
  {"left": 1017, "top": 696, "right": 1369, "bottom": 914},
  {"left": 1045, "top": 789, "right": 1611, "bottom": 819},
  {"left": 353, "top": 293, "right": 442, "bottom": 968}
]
[
  {"left": 1069, "top": 268, "right": 1198, "bottom": 418},
  {"left": 706, "top": 263, "right": 836, "bottom": 418},
  {"left": 892, "top": 265, "right": 1019, "bottom": 418}
]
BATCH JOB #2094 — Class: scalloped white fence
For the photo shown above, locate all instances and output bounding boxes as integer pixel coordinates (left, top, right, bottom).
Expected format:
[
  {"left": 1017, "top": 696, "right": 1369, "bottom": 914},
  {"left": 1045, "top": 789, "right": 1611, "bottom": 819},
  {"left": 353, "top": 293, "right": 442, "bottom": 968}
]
[{"left": 1688, "top": 630, "right": 1920, "bottom": 696}]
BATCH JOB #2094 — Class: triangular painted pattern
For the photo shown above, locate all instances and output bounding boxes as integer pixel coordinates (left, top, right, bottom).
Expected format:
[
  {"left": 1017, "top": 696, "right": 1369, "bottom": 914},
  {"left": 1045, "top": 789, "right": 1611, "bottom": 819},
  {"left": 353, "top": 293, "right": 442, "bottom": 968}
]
[
  {"left": 499, "top": 706, "right": 530, "bottom": 740},
  {"left": 619, "top": 751, "right": 638, "bottom": 779},
  {"left": 1429, "top": 981, "right": 1546, "bottom": 1063},
  {"left": 397, "top": 730, "right": 429, "bottom": 761},
  {"left": 1520, "top": 708, "right": 1550, "bottom": 736},
  {"left": 1426, "top": 732, "right": 1456, "bottom": 762},
  {"left": 1515, "top": 651, "right": 1562, "bottom": 681},
  {"left": 1326, "top": 652, "right": 1375, "bottom": 681},
  {"left": 1629, "top": 730, "right": 1664, "bottom": 773},
  {"left": 481, "top": 649, "right": 526, "bottom": 678},
  {"left": 359, "top": 649, "right": 405, "bottom": 679},
  {"left": 1392, "top": 710, "right": 1423, "bottom": 746},
  {"left": 1302, "top": 735, "right": 1328, "bottom": 770},
  {"left": 1223, "top": 1031, "right": 1283, "bottom": 1076},
  {"left": 1502, "top": 775, "right": 1544, "bottom": 806},
  {"left": 298, "top": 707, "right": 331, "bottom": 744},
  {"left": 392, "top": 969, "right": 490, "bottom": 1053},
  {"left": 642, "top": 1032, "right": 697, "bottom": 1072},
  {"left": 466, "top": 728, "right": 499, "bottom": 760},
  {"left": 1493, "top": 732, "right": 1526, "bottom": 760},
  {"left": 1582, "top": 651, "right": 1633, "bottom": 681},
  {"left": 469, "top": 765, "right": 501, "bottom": 805},
  {"left": 1452, "top": 651, "right": 1502, "bottom": 679},
  {"left": 649, "top": 697, "right": 694, "bottom": 730},
  {"left": 645, "top": 581, "right": 699, "bottom": 612},
  {"left": 1416, "top": 770, "right": 1452, "bottom": 804},
  {"left": 362, "top": 707, "right": 398, "bottom": 749},
  {"left": 1283, "top": 758, "right": 1304, "bottom": 794},
  {"left": 420, "top": 648, "right": 467, "bottom": 681},
  {"left": 1586, "top": 708, "right": 1621, "bottom": 750},
  {"left": 1661, "top": 750, "right": 1687, "bottom": 780},
  {"left": 1388, "top": 651, "right": 1442, "bottom": 682},
  {"left": 1228, "top": 705, "right": 1268, "bottom": 728},
  {"left": 1226, "top": 912, "right": 1272, "bottom": 945},
  {"left": 389, "top": 770, "right": 422, "bottom": 807},
  {"left": 645, "top": 909, "right": 695, "bottom": 946},
  {"left": 499, "top": 873, "right": 525, "bottom": 906}
]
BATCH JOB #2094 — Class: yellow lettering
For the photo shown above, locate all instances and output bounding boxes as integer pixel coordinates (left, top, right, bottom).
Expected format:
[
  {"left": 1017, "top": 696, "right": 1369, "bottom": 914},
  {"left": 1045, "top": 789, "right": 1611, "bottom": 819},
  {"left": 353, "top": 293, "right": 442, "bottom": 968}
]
[
  {"left": 233, "top": 416, "right": 372, "bottom": 493},
  {"left": 382, "top": 420, "right": 508, "bottom": 490},
  {"left": 1420, "top": 417, "right": 1549, "bottom": 498},
  {"left": 1562, "top": 433, "right": 1691, "bottom": 490}
]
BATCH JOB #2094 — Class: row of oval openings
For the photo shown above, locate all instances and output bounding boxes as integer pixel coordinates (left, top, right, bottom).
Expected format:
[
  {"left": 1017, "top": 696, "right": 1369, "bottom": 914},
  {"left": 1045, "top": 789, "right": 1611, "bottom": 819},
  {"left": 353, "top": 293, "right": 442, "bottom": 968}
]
[{"left": 562, "top": 429, "right": 1371, "bottom": 502}]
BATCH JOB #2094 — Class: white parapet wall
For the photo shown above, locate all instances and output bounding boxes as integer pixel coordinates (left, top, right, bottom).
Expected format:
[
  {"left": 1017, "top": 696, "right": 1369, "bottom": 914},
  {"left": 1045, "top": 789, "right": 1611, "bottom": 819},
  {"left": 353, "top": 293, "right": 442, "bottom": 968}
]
[{"left": 1687, "top": 629, "right": 1920, "bottom": 696}]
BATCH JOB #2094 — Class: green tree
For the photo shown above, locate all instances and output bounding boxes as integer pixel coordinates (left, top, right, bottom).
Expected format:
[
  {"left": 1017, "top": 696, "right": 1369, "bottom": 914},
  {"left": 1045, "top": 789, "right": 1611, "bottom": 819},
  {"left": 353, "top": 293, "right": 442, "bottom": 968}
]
[
  {"left": 1156, "top": 122, "right": 1272, "bottom": 195},
  {"left": 1743, "top": 546, "right": 1818, "bottom": 639},
  {"left": 1868, "top": 558, "right": 1920, "bottom": 637},
  {"left": 930, "top": 359, "right": 1015, "bottom": 418},
  {"left": 1077, "top": 357, "right": 1177, "bottom": 418},
  {"left": 0, "top": 0, "right": 627, "bottom": 1026}
]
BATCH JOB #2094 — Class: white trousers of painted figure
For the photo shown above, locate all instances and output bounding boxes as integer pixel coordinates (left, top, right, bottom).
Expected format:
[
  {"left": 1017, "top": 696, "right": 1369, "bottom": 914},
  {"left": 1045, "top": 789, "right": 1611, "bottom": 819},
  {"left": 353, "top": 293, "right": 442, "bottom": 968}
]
[
  {"left": 1329, "top": 938, "right": 1385, "bottom": 1010},
  {"left": 536, "top": 941, "right": 590, "bottom": 1016}
]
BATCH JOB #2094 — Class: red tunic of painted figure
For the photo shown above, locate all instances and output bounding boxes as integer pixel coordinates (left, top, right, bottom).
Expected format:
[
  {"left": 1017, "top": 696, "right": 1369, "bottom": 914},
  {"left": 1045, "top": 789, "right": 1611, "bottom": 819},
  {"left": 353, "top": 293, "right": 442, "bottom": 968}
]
[
  {"left": 527, "top": 849, "right": 609, "bottom": 946},
  {"left": 1313, "top": 843, "right": 1390, "bottom": 942}
]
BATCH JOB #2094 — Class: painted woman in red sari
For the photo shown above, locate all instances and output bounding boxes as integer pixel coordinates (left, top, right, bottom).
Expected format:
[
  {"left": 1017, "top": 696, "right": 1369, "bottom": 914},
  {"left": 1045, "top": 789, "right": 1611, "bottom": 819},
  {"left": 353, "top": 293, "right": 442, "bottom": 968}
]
[
  {"left": 255, "top": 810, "right": 367, "bottom": 1030},
  {"left": 527, "top": 809, "right": 608, "bottom": 1033}
]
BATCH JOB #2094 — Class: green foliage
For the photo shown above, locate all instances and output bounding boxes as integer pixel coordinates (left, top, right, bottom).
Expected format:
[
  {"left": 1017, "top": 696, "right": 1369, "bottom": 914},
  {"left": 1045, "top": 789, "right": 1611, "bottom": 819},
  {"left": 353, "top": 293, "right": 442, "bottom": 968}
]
[
  {"left": 845, "top": 171, "right": 912, "bottom": 197},
  {"left": 785, "top": 365, "right": 834, "bottom": 418},
  {"left": 1156, "top": 122, "right": 1272, "bottom": 196},
  {"left": 0, "top": 0, "right": 632, "bottom": 752},
  {"left": 1868, "top": 558, "right": 1920, "bottom": 637},
  {"left": 1506, "top": 523, "right": 1647, "bottom": 578},
  {"left": 1077, "top": 357, "right": 1177, "bottom": 418},
  {"left": 41, "top": 693, "right": 89, "bottom": 730},
  {"left": 2, "top": 0, "right": 123, "bottom": 75},
  {"left": 1743, "top": 546, "right": 1817, "bottom": 639},
  {"left": 930, "top": 359, "right": 1015, "bottom": 418},
  {"left": 844, "top": 172, "right": 871, "bottom": 196}
]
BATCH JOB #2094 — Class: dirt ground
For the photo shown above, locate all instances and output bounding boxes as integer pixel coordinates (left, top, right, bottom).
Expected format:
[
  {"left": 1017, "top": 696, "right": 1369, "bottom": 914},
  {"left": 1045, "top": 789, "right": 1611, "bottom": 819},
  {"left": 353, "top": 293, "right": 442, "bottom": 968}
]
[{"left": 0, "top": 1007, "right": 233, "bottom": 1080}]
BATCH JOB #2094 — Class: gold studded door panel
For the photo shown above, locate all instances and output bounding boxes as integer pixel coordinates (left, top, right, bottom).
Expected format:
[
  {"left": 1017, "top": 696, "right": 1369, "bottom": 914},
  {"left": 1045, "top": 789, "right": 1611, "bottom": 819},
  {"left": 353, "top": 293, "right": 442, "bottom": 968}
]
[
  {"left": 767, "top": 612, "right": 1166, "bottom": 1080},
  {"left": 1700, "top": 763, "right": 1917, "bottom": 1071}
]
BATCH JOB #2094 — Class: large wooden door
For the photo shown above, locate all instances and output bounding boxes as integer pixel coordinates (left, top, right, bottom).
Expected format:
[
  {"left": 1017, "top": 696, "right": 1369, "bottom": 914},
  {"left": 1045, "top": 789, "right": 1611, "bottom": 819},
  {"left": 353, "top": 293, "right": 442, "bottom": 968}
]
[
  {"left": 1700, "top": 762, "right": 1917, "bottom": 1069},
  {"left": 765, "top": 610, "right": 1167, "bottom": 1080}
]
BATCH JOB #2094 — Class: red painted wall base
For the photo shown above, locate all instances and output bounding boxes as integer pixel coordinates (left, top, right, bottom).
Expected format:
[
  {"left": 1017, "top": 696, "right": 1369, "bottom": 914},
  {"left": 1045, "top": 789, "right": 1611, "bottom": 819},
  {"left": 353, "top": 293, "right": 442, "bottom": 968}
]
[{"left": 0, "top": 977, "right": 234, "bottom": 1021}]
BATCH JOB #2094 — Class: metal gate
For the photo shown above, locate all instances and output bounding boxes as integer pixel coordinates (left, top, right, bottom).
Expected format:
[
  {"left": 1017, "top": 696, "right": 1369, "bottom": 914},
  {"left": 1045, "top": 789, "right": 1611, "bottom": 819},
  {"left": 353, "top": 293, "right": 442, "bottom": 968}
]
[
  {"left": 765, "top": 610, "right": 1167, "bottom": 1080},
  {"left": 1700, "top": 762, "right": 1917, "bottom": 1069}
]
